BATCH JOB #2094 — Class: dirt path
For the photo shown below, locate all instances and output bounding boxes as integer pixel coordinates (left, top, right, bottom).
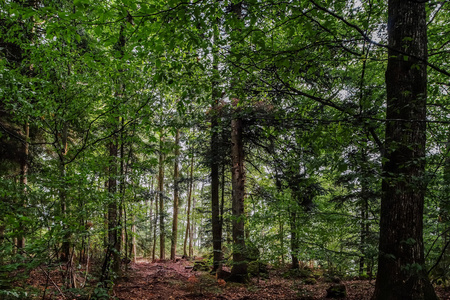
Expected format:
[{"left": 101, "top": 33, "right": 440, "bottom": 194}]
[
  {"left": 114, "top": 258, "right": 199, "bottom": 300},
  {"left": 112, "top": 258, "right": 378, "bottom": 300}
]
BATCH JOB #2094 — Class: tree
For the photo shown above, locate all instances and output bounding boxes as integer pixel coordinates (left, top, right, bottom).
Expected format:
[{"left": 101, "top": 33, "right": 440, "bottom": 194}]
[
  {"left": 372, "top": 0, "right": 438, "bottom": 298},
  {"left": 184, "top": 153, "right": 194, "bottom": 257},
  {"left": 211, "top": 8, "right": 223, "bottom": 272},
  {"left": 170, "top": 129, "right": 180, "bottom": 260},
  {"left": 230, "top": 98, "right": 248, "bottom": 282},
  {"left": 158, "top": 130, "right": 166, "bottom": 260}
]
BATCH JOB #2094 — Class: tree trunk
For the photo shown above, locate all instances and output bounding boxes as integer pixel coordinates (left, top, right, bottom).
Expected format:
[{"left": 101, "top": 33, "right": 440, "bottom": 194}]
[
  {"left": 152, "top": 187, "right": 158, "bottom": 261},
  {"left": 58, "top": 122, "right": 70, "bottom": 262},
  {"left": 230, "top": 99, "right": 247, "bottom": 283},
  {"left": 108, "top": 136, "right": 120, "bottom": 274},
  {"left": 148, "top": 176, "right": 154, "bottom": 258},
  {"left": 158, "top": 132, "right": 165, "bottom": 260},
  {"left": 184, "top": 154, "right": 194, "bottom": 257},
  {"left": 211, "top": 106, "right": 222, "bottom": 270},
  {"left": 372, "top": 1, "right": 437, "bottom": 298},
  {"left": 131, "top": 220, "right": 136, "bottom": 263},
  {"left": 279, "top": 215, "right": 285, "bottom": 265},
  {"left": 359, "top": 197, "right": 367, "bottom": 277},
  {"left": 210, "top": 7, "right": 223, "bottom": 272},
  {"left": 290, "top": 210, "right": 299, "bottom": 269},
  {"left": 119, "top": 118, "right": 126, "bottom": 261},
  {"left": 17, "top": 121, "right": 29, "bottom": 250},
  {"left": 189, "top": 190, "right": 197, "bottom": 258},
  {"left": 359, "top": 150, "right": 369, "bottom": 277},
  {"left": 171, "top": 129, "right": 180, "bottom": 260},
  {"left": 441, "top": 139, "right": 450, "bottom": 275}
]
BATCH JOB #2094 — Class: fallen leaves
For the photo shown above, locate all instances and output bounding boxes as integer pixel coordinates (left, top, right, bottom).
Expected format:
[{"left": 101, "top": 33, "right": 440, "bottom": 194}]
[{"left": 24, "top": 258, "right": 450, "bottom": 299}]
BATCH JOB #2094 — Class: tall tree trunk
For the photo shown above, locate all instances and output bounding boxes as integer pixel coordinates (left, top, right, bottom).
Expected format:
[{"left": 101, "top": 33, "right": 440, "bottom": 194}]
[
  {"left": 108, "top": 135, "right": 120, "bottom": 274},
  {"left": 189, "top": 186, "right": 198, "bottom": 258},
  {"left": 290, "top": 209, "right": 299, "bottom": 269},
  {"left": 102, "top": 24, "right": 125, "bottom": 279},
  {"left": 171, "top": 129, "right": 180, "bottom": 260},
  {"left": 441, "top": 139, "right": 450, "bottom": 276},
  {"left": 279, "top": 215, "right": 285, "bottom": 265},
  {"left": 359, "top": 198, "right": 367, "bottom": 277},
  {"left": 372, "top": 1, "right": 437, "bottom": 298},
  {"left": 158, "top": 132, "right": 165, "bottom": 259},
  {"left": 17, "top": 121, "right": 29, "bottom": 250},
  {"left": 184, "top": 154, "right": 194, "bottom": 257},
  {"left": 123, "top": 207, "right": 127, "bottom": 268},
  {"left": 59, "top": 122, "right": 71, "bottom": 261},
  {"left": 131, "top": 217, "right": 136, "bottom": 263},
  {"left": 359, "top": 150, "right": 369, "bottom": 277},
  {"left": 119, "top": 118, "right": 126, "bottom": 261},
  {"left": 148, "top": 176, "right": 154, "bottom": 258},
  {"left": 211, "top": 37, "right": 222, "bottom": 272},
  {"left": 152, "top": 187, "right": 158, "bottom": 261},
  {"left": 230, "top": 98, "right": 247, "bottom": 283}
]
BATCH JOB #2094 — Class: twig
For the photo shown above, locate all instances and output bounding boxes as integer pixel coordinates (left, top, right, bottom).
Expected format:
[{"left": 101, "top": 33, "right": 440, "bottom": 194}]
[
  {"left": 428, "top": 239, "right": 450, "bottom": 274},
  {"left": 37, "top": 265, "right": 66, "bottom": 300}
]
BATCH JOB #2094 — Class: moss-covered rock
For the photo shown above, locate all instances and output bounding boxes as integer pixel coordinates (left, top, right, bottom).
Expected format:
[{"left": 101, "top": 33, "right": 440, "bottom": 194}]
[{"left": 193, "top": 260, "right": 210, "bottom": 272}]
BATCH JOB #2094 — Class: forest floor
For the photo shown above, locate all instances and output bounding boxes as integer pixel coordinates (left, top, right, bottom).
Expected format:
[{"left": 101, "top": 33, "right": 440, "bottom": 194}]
[
  {"left": 23, "top": 257, "right": 450, "bottom": 299},
  {"left": 112, "top": 258, "right": 450, "bottom": 300}
]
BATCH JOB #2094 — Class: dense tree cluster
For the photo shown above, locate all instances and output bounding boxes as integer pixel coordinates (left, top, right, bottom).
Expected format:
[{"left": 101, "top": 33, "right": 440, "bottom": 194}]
[{"left": 0, "top": 0, "right": 449, "bottom": 299}]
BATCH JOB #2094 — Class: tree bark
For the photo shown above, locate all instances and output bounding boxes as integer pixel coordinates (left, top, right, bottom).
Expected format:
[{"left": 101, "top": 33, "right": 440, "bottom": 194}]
[
  {"left": 372, "top": 0, "right": 437, "bottom": 298},
  {"left": 158, "top": 132, "right": 165, "bottom": 260},
  {"left": 230, "top": 98, "right": 247, "bottom": 282},
  {"left": 152, "top": 187, "right": 158, "bottom": 261},
  {"left": 108, "top": 135, "right": 120, "bottom": 273},
  {"left": 359, "top": 150, "right": 369, "bottom": 277},
  {"left": 279, "top": 215, "right": 285, "bottom": 265},
  {"left": 290, "top": 210, "right": 299, "bottom": 269},
  {"left": 148, "top": 176, "right": 154, "bottom": 258},
  {"left": 189, "top": 189, "right": 197, "bottom": 257},
  {"left": 119, "top": 118, "right": 126, "bottom": 262},
  {"left": 17, "top": 121, "right": 29, "bottom": 250},
  {"left": 441, "top": 139, "right": 450, "bottom": 275},
  {"left": 359, "top": 196, "right": 367, "bottom": 277},
  {"left": 184, "top": 154, "right": 194, "bottom": 257},
  {"left": 171, "top": 129, "right": 180, "bottom": 260},
  {"left": 131, "top": 220, "right": 136, "bottom": 263},
  {"left": 211, "top": 19, "right": 222, "bottom": 270},
  {"left": 58, "top": 122, "right": 71, "bottom": 262}
]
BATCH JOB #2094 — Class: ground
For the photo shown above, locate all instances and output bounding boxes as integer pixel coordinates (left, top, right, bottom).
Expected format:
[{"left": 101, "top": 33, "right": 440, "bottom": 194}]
[
  {"left": 23, "top": 258, "right": 450, "bottom": 299},
  {"left": 112, "top": 258, "right": 395, "bottom": 300}
]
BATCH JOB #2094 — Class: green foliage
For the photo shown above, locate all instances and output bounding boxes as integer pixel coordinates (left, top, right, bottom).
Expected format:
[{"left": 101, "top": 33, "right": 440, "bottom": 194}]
[
  {"left": 92, "top": 282, "right": 112, "bottom": 300},
  {"left": 0, "top": 0, "right": 448, "bottom": 297}
]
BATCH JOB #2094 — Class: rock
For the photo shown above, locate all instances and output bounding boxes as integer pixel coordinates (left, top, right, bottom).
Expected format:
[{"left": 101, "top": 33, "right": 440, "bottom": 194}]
[{"left": 326, "top": 283, "right": 347, "bottom": 298}]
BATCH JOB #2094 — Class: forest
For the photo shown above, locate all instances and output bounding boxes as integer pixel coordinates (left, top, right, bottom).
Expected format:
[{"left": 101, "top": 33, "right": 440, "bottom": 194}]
[{"left": 0, "top": 0, "right": 449, "bottom": 299}]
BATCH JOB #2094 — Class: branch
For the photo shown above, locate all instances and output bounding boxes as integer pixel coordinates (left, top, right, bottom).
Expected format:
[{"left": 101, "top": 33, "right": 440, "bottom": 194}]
[{"left": 308, "top": 0, "right": 450, "bottom": 78}]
